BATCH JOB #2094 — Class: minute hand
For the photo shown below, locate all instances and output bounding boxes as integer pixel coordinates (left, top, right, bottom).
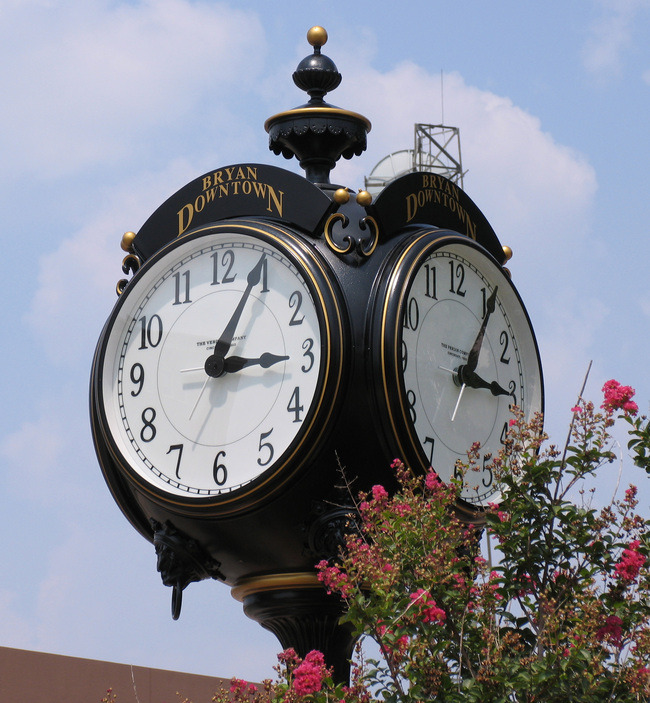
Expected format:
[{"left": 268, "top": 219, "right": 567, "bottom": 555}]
[
  {"left": 212, "top": 254, "right": 266, "bottom": 360},
  {"left": 463, "top": 286, "right": 498, "bottom": 375}
]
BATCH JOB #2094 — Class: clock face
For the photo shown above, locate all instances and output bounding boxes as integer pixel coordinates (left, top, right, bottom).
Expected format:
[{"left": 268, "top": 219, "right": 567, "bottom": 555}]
[
  {"left": 96, "top": 222, "right": 343, "bottom": 507},
  {"left": 376, "top": 233, "right": 543, "bottom": 508}
]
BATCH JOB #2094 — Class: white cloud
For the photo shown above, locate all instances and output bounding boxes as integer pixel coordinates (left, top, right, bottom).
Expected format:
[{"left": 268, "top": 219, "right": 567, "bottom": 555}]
[
  {"left": 24, "top": 158, "right": 202, "bottom": 367},
  {"left": 333, "top": 61, "right": 597, "bottom": 266},
  {"left": 582, "top": 0, "right": 650, "bottom": 77},
  {"left": 0, "top": 0, "right": 266, "bottom": 179},
  {"left": 1, "top": 409, "right": 65, "bottom": 502}
]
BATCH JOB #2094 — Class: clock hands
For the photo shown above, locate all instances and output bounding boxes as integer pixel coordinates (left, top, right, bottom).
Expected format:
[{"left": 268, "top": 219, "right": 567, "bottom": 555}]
[
  {"left": 204, "top": 254, "right": 267, "bottom": 378},
  {"left": 182, "top": 353, "right": 289, "bottom": 375},
  {"left": 441, "top": 287, "right": 510, "bottom": 420}
]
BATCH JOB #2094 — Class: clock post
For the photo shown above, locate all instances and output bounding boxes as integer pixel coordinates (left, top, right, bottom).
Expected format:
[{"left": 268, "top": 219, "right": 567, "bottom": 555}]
[{"left": 91, "top": 26, "right": 543, "bottom": 684}]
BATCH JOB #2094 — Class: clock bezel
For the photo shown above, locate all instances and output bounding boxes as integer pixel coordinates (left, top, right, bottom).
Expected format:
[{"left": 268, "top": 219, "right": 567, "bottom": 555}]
[
  {"left": 92, "top": 219, "right": 347, "bottom": 516},
  {"left": 369, "top": 229, "right": 544, "bottom": 515}
]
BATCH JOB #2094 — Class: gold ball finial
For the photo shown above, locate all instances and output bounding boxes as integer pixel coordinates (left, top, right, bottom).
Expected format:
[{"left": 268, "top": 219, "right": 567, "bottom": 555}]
[
  {"left": 333, "top": 188, "right": 350, "bottom": 204},
  {"left": 356, "top": 190, "right": 372, "bottom": 207},
  {"left": 307, "top": 26, "right": 328, "bottom": 49},
  {"left": 121, "top": 231, "right": 136, "bottom": 252},
  {"left": 502, "top": 245, "right": 513, "bottom": 262}
]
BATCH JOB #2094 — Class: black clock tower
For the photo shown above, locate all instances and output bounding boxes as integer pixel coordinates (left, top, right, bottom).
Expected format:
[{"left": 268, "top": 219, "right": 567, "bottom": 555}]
[{"left": 90, "top": 27, "right": 543, "bottom": 683}]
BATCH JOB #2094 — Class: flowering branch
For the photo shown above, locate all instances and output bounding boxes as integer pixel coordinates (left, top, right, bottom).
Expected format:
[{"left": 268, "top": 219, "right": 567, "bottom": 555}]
[{"left": 99, "top": 380, "right": 650, "bottom": 703}]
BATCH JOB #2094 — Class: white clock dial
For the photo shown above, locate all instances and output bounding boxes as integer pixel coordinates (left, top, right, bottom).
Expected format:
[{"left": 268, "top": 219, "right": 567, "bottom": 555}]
[
  {"left": 379, "top": 235, "right": 543, "bottom": 508},
  {"left": 98, "top": 225, "right": 337, "bottom": 501}
]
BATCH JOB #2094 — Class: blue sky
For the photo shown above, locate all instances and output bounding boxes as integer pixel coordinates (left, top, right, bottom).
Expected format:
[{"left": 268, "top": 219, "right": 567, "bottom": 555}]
[{"left": 1, "top": 0, "right": 649, "bottom": 684}]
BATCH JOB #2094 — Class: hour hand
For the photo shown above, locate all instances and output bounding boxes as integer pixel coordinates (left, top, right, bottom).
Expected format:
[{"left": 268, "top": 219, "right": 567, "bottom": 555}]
[
  {"left": 460, "top": 368, "right": 510, "bottom": 397},
  {"left": 222, "top": 353, "right": 289, "bottom": 374}
]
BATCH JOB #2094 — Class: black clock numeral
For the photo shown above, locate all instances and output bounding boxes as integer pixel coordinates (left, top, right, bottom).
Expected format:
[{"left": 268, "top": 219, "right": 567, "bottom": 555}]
[
  {"left": 508, "top": 380, "right": 517, "bottom": 406},
  {"left": 172, "top": 270, "right": 192, "bottom": 305},
  {"left": 288, "top": 291, "right": 305, "bottom": 326},
  {"left": 424, "top": 264, "right": 437, "bottom": 299},
  {"left": 449, "top": 261, "right": 466, "bottom": 297},
  {"left": 423, "top": 436, "right": 435, "bottom": 464},
  {"left": 287, "top": 386, "right": 304, "bottom": 422},
  {"left": 301, "top": 338, "right": 315, "bottom": 373},
  {"left": 213, "top": 450, "right": 227, "bottom": 485},
  {"left": 138, "top": 314, "right": 163, "bottom": 350},
  {"left": 402, "top": 298, "right": 419, "bottom": 331},
  {"left": 406, "top": 389, "right": 417, "bottom": 423},
  {"left": 211, "top": 249, "right": 237, "bottom": 285},
  {"left": 500, "top": 421, "right": 509, "bottom": 445},
  {"left": 482, "top": 455, "right": 493, "bottom": 488},
  {"left": 481, "top": 287, "right": 487, "bottom": 317},
  {"left": 167, "top": 443, "right": 184, "bottom": 478},
  {"left": 130, "top": 362, "right": 144, "bottom": 397},
  {"left": 140, "top": 407, "right": 157, "bottom": 442},
  {"left": 401, "top": 340, "right": 408, "bottom": 372},
  {"left": 499, "top": 330, "right": 511, "bottom": 364},
  {"left": 257, "top": 429, "right": 274, "bottom": 467}
]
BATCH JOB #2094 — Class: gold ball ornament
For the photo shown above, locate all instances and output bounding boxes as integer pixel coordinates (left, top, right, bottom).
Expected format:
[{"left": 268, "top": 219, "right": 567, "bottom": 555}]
[
  {"left": 502, "top": 245, "right": 513, "bottom": 262},
  {"left": 356, "top": 190, "right": 372, "bottom": 207},
  {"left": 333, "top": 188, "right": 350, "bottom": 204},
  {"left": 121, "top": 231, "right": 136, "bottom": 252},
  {"left": 307, "top": 26, "right": 328, "bottom": 48}
]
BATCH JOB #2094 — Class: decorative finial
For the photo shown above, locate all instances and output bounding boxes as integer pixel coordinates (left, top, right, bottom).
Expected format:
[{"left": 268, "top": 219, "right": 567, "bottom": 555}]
[
  {"left": 292, "top": 27, "right": 341, "bottom": 103},
  {"left": 265, "top": 27, "right": 370, "bottom": 186}
]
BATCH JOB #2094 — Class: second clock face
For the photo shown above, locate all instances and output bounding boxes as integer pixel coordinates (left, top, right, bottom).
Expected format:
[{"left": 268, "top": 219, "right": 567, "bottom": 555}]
[
  {"left": 377, "top": 233, "right": 543, "bottom": 507},
  {"left": 97, "top": 223, "right": 342, "bottom": 504}
]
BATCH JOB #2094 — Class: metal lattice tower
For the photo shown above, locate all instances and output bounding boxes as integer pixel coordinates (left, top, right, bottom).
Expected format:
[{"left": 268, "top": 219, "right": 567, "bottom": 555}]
[{"left": 364, "top": 123, "right": 466, "bottom": 197}]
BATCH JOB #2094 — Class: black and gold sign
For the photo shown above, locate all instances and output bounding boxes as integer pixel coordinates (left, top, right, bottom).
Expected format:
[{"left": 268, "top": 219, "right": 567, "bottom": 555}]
[{"left": 134, "top": 164, "right": 336, "bottom": 261}]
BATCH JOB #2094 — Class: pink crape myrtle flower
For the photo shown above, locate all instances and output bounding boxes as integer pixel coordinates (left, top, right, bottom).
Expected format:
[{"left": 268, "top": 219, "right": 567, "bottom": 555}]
[
  {"left": 316, "top": 560, "right": 353, "bottom": 598},
  {"left": 409, "top": 588, "right": 446, "bottom": 624},
  {"left": 371, "top": 484, "right": 389, "bottom": 501},
  {"left": 292, "top": 650, "right": 327, "bottom": 696},
  {"left": 230, "top": 678, "right": 248, "bottom": 694},
  {"left": 425, "top": 470, "right": 438, "bottom": 491},
  {"left": 614, "top": 540, "right": 646, "bottom": 582},
  {"left": 596, "top": 615, "right": 624, "bottom": 649},
  {"left": 229, "top": 677, "right": 258, "bottom": 696},
  {"left": 601, "top": 379, "right": 638, "bottom": 415}
]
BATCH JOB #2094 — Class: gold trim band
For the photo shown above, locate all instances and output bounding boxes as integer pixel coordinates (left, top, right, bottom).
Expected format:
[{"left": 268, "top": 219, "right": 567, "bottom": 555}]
[
  {"left": 265, "top": 107, "right": 372, "bottom": 132},
  {"left": 231, "top": 571, "right": 322, "bottom": 602}
]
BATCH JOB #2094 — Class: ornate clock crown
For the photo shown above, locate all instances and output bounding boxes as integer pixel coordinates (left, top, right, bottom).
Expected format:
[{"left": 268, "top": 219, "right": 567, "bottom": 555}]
[{"left": 264, "top": 26, "right": 371, "bottom": 185}]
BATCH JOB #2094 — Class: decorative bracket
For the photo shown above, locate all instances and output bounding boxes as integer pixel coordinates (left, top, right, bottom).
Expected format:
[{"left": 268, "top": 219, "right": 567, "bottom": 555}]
[
  {"left": 116, "top": 231, "right": 141, "bottom": 296},
  {"left": 305, "top": 499, "right": 360, "bottom": 562},
  {"left": 323, "top": 212, "right": 379, "bottom": 260},
  {"left": 151, "top": 519, "right": 225, "bottom": 620}
]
